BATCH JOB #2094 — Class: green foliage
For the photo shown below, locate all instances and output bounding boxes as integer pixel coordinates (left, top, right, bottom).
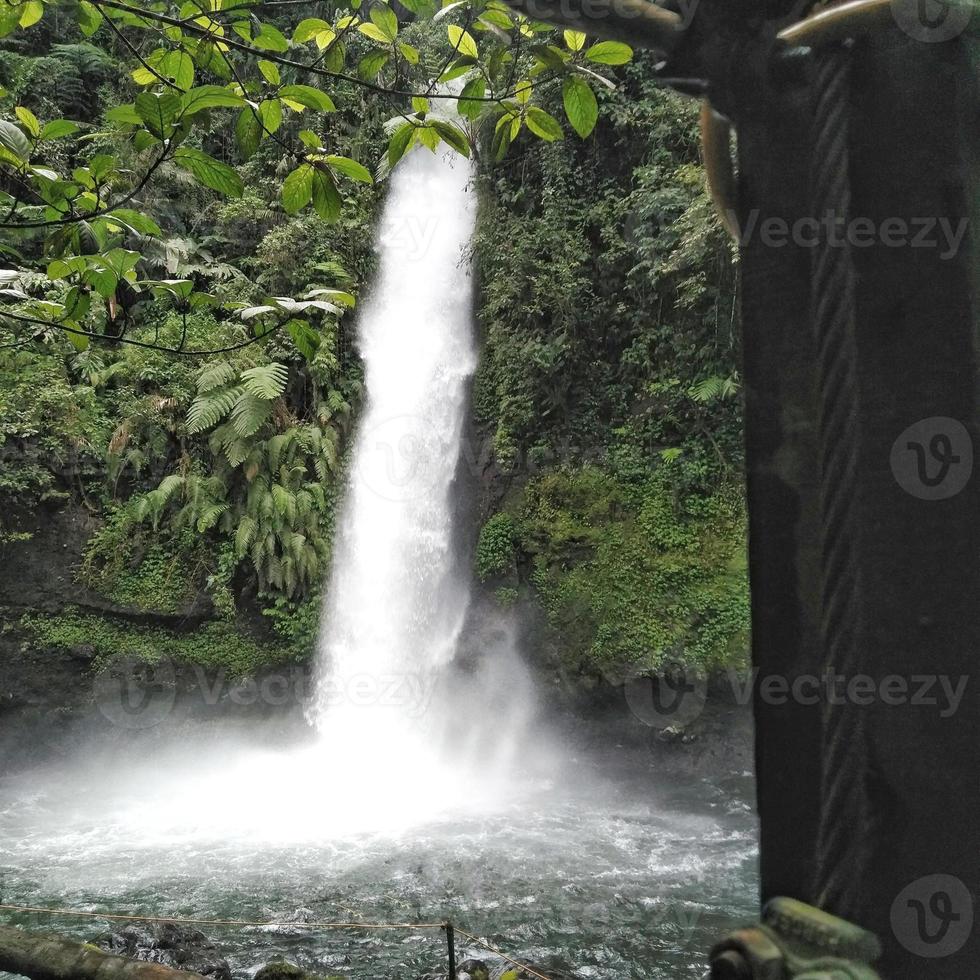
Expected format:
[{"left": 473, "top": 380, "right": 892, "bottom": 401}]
[
  {"left": 0, "top": 0, "right": 635, "bottom": 357},
  {"left": 260, "top": 593, "right": 322, "bottom": 658},
  {"left": 475, "top": 512, "right": 518, "bottom": 581},
  {"left": 128, "top": 354, "right": 348, "bottom": 598},
  {"left": 22, "top": 607, "right": 294, "bottom": 675},
  {"left": 79, "top": 509, "right": 203, "bottom": 614},
  {"left": 511, "top": 466, "right": 749, "bottom": 676}
]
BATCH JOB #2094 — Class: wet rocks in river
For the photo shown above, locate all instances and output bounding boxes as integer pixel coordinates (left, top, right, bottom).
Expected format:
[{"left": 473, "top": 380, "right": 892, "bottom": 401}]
[
  {"left": 93, "top": 923, "right": 231, "bottom": 980},
  {"left": 254, "top": 962, "right": 347, "bottom": 980}
]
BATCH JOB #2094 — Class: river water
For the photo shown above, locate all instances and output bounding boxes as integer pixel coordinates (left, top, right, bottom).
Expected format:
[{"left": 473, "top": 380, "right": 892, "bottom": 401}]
[{"left": 0, "top": 736, "right": 756, "bottom": 979}]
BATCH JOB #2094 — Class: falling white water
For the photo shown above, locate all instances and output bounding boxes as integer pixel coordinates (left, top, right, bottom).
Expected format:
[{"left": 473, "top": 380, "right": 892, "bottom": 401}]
[
  {"left": 312, "top": 143, "right": 477, "bottom": 727},
  {"left": 302, "top": 140, "right": 487, "bottom": 819}
]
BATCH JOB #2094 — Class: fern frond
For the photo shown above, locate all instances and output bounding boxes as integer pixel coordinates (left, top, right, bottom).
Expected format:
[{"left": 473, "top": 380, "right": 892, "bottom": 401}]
[
  {"left": 197, "top": 361, "right": 236, "bottom": 393},
  {"left": 230, "top": 392, "right": 273, "bottom": 438},
  {"left": 188, "top": 385, "right": 245, "bottom": 434},
  {"left": 235, "top": 515, "right": 258, "bottom": 556},
  {"left": 240, "top": 363, "right": 289, "bottom": 400}
]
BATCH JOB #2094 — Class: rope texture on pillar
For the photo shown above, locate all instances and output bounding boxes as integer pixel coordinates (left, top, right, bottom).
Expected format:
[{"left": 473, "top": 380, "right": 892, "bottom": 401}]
[{"left": 809, "top": 43, "right": 871, "bottom": 913}]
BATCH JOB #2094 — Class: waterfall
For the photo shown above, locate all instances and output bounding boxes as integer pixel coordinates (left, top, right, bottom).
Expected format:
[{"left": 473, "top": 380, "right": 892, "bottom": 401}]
[
  {"left": 302, "top": 141, "right": 500, "bottom": 819},
  {"left": 312, "top": 143, "right": 477, "bottom": 726}
]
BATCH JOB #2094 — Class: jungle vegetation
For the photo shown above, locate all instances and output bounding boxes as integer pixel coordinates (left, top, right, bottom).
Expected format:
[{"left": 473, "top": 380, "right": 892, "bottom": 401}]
[{"left": 0, "top": 0, "right": 748, "bottom": 682}]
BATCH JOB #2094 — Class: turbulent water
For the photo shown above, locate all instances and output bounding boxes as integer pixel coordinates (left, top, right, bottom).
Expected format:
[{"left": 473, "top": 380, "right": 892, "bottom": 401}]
[{"left": 0, "top": 142, "right": 758, "bottom": 978}]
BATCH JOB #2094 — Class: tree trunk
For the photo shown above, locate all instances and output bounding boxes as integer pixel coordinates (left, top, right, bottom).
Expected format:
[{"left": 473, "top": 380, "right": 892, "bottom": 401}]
[{"left": 0, "top": 924, "right": 207, "bottom": 980}]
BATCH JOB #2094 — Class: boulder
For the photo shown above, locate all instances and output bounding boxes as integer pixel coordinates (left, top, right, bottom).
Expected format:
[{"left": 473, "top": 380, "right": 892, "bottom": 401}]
[{"left": 94, "top": 923, "right": 231, "bottom": 980}]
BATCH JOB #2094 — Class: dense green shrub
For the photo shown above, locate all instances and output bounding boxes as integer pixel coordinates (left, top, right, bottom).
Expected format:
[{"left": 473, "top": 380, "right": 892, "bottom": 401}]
[
  {"left": 475, "top": 513, "right": 518, "bottom": 582},
  {"left": 513, "top": 466, "right": 749, "bottom": 676}
]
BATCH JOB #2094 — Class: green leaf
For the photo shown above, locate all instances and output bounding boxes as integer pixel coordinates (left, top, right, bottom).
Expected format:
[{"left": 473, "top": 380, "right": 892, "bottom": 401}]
[
  {"left": 525, "top": 106, "right": 563, "bottom": 141},
  {"left": 77, "top": 0, "right": 102, "bottom": 36},
  {"left": 105, "top": 104, "right": 141, "bottom": 126},
  {"left": 412, "top": 96, "right": 429, "bottom": 114},
  {"left": 258, "top": 59, "right": 281, "bottom": 85},
  {"left": 19, "top": 1, "right": 43, "bottom": 28},
  {"left": 241, "top": 362, "right": 289, "bottom": 399},
  {"left": 181, "top": 85, "right": 245, "bottom": 116},
  {"left": 243, "top": 22, "right": 289, "bottom": 52},
  {"left": 387, "top": 122, "right": 415, "bottom": 168},
  {"left": 358, "top": 50, "right": 389, "bottom": 79},
  {"left": 287, "top": 318, "right": 320, "bottom": 360},
  {"left": 584, "top": 40, "right": 633, "bottom": 65},
  {"left": 325, "top": 155, "right": 372, "bottom": 183},
  {"left": 457, "top": 77, "right": 485, "bottom": 120},
  {"left": 65, "top": 328, "right": 89, "bottom": 351},
  {"left": 278, "top": 85, "right": 336, "bottom": 112},
  {"left": 0, "top": 120, "right": 31, "bottom": 161},
  {"left": 258, "top": 98, "right": 283, "bottom": 134},
  {"left": 438, "top": 58, "right": 475, "bottom": 83},
  {"left": 358, "top": 22, "right": 391, "bottom": 42},
  {"left": 235, "top": 108, "right": 262, "bottom": 159},
  {"left": 398, "top": 42, "right": 419, "bottom": 64},
  {"left": 174, "top": 147, "right": 243, "bottom": 197},
  {"left": 105, "top": 208, "right": 162, "bottom": 236},
  {"left": 161, "top": 50, "right": 195, "bottom": 91},
  {"left": 447, "top": 24, "right": 478, "bottom": 58},
  {"left": 0, "top": 3, "right": 20, "bottom": 37},
  {"left": 40, "top": 119, "right": 79, "bottom": 140},
  {"left": 282, "top": 163, "right": 314, "bottom": 214},
  {"left": 293, "top": 17, "right": 332, "bottom": 43},
  {"left": 87, "top": 265, "right": 118, "bottom": 299},
  {"left": 479, "top": 9, "right": 513, "bottom": 29},
  {"left": 491, "top": 111, "right": 516, "bottom": 161},
  {"left": 370, "top": 5, "right": 399, "bottom": 40},
  {"left": 311, "top": 168, "right": 341, "bottom": 222},
  {"left": 430, "top": 120, "right": 470, "bottom": 157},
  {"left": 14, "top": 106, "right": 40, "bottom": 138},
  {"left": 563, "top": 29, "right": 586, "bottom": 51},
  {"left": 562, "top": 75, "right": 598, "bottom": 138},
  {"left": 135, "top": 92, "right": 181, "bottom": 139}
]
